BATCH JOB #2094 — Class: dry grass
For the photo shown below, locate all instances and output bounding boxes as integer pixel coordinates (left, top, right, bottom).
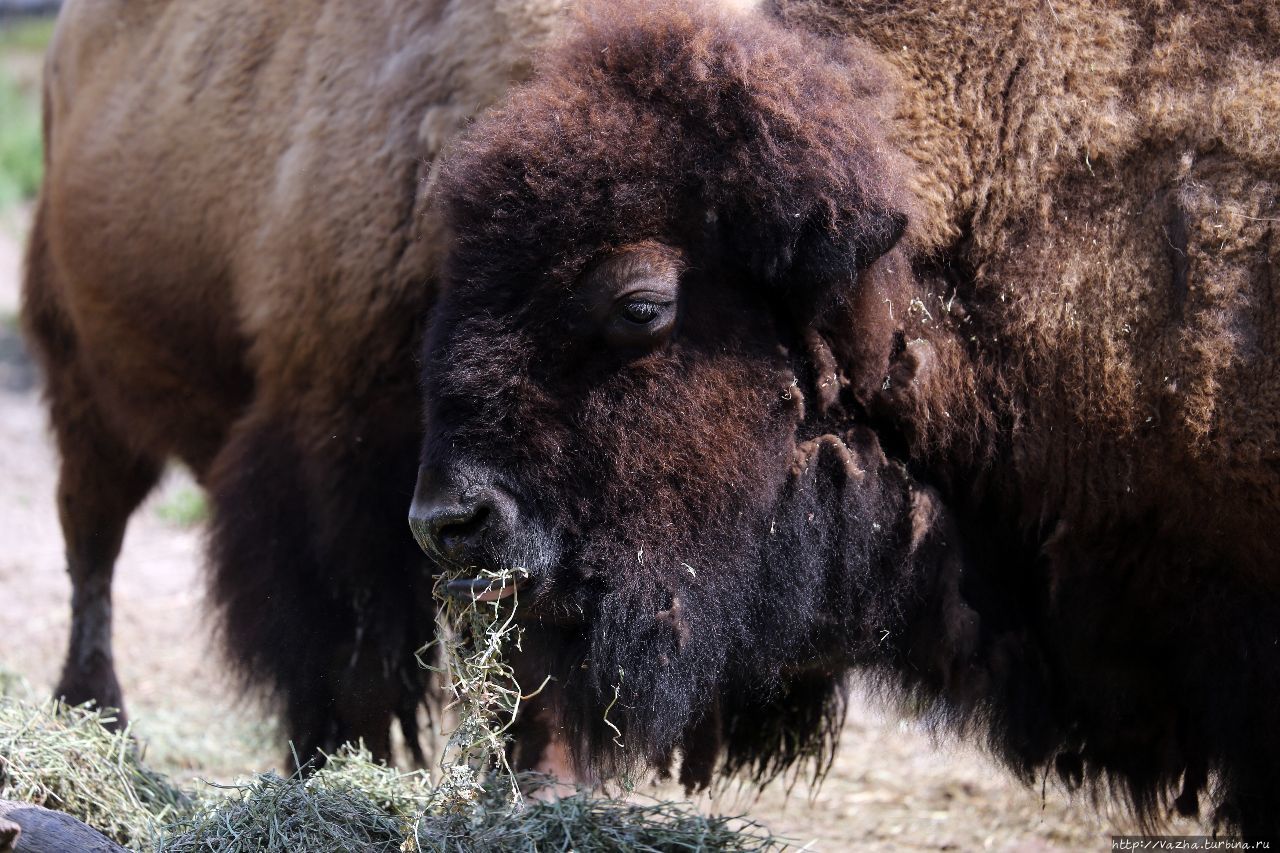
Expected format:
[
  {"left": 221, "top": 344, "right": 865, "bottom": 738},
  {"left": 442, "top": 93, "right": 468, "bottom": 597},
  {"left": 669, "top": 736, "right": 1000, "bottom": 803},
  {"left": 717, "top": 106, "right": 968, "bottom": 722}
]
[
  {"left": 419, "top": 565, "right": 532, "bottom": 813},
  {"left": 412, "top": 774, "right": 782, "bottom": 853},
  {"left": 0, "top": 679, "right": 192, "bottom": 849},
  {"left": 156, "top": 745, "right": 427, "bottom": 853},
  {"left": 0, "top": 569, "right": 787, "bottom": 852}
]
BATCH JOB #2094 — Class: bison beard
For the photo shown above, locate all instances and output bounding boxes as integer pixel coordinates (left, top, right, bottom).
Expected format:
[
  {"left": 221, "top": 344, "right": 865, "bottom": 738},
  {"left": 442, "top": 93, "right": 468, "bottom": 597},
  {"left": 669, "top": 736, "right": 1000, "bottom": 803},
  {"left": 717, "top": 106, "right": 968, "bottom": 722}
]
[{"left": 511, "top": 424, "right": 926, "bottom": 790}]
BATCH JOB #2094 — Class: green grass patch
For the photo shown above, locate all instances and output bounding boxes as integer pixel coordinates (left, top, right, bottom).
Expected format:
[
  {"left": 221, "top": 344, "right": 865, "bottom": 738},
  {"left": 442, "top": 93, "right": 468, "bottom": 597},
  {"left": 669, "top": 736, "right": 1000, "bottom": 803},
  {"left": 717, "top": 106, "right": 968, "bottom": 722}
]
[
  {"left": 154, "top": 486, "right": 209, "bottom": 527},
  {"left": 0, "top": 18, "right": 55, "bottom": 53},
  {"left": 0, "top": 66, "right": 41, "bottom": 210}
]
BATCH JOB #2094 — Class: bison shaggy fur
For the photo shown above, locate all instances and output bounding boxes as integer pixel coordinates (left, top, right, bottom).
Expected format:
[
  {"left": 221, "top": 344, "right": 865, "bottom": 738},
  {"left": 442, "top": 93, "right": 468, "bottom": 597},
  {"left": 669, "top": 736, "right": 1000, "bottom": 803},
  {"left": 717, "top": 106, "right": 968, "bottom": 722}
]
[{"left": 414, "top": 0, "right": 1280, "bottom": 835}]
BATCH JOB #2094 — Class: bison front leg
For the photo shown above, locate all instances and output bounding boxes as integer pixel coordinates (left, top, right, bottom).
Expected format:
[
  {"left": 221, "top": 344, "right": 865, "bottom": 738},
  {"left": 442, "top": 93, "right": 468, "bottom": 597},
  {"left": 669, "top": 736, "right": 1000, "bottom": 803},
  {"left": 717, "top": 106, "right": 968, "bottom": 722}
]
[{"left": 44, "top": 373, "right": 161, "bottom": 724}]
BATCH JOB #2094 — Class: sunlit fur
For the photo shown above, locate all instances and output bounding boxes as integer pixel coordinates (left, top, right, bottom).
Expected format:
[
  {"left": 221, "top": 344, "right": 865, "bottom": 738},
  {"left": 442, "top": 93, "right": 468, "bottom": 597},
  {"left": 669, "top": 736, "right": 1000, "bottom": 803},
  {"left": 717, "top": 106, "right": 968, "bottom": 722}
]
[{"left": 425, "top": 0, "right": 1280, "bottom": 835}]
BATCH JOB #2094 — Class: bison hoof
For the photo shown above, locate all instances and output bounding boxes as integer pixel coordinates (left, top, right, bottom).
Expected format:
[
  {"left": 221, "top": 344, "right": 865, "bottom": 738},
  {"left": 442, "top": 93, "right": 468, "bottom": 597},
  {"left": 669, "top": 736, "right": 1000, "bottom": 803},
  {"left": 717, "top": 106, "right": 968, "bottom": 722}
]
[{"left": 54, "top": 666, "right": 128, "bottom": 729}]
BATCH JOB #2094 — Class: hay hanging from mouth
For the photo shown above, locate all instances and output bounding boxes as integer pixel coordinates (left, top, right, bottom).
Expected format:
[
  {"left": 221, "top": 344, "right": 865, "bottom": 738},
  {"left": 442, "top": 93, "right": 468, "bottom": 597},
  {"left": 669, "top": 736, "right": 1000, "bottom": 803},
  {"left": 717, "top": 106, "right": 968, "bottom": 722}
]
[
  {"left": 420, "top": 564, "right": 534, "bottom": 815},
  {"left": 411, "top": 562, "right": 788, "bottom": 851}
]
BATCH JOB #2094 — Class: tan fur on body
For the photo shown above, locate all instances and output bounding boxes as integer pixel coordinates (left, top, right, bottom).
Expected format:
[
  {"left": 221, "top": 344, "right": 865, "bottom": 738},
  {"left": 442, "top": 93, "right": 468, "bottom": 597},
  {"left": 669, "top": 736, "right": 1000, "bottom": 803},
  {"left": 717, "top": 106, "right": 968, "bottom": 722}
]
[
  {"left": 781, "top": 1, "right": 1280, "bottom": 825},
  {"left": 779, "top": 0, "right": 1280, "bottom": 570},
  {"left": 35, "top": 0, "right": 564, "bottom": 448},
  {"left": 777, "top": 4, "right": 1279, "bottom": 817}
]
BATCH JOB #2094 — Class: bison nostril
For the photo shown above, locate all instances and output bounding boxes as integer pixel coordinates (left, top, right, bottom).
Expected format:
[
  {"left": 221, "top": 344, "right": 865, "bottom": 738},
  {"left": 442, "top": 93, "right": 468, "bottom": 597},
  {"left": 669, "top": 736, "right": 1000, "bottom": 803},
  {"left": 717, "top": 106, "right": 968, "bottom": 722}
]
[
  {"left": 435, "top": 503, "right": 491, "bottom": 555},
  {"left": 409, "top": 468, "right": 513, "bottom": 564}
]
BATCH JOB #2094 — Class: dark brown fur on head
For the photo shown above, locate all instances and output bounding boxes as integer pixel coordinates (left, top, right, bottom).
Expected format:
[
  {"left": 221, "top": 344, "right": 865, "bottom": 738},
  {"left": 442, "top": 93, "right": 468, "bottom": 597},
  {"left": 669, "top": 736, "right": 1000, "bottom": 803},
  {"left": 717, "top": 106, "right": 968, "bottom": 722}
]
[{"left": 423, "top": 2, "right": 919, "bottom": 787}]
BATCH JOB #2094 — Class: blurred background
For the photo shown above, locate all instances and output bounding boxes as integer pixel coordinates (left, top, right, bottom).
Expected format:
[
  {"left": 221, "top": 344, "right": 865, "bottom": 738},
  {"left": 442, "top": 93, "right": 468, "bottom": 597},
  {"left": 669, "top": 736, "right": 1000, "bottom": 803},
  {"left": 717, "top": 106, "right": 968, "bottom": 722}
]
[{"left": 0, "top": 7, "right": 1140, "bottom": 849}]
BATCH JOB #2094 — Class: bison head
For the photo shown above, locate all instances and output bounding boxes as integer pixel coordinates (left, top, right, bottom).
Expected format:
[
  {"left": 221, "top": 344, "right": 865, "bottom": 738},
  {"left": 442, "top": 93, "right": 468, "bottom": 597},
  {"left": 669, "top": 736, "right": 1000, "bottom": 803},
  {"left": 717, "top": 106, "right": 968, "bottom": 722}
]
[{"left": 411, "top": 4, "right": 943, "bottom": 787}]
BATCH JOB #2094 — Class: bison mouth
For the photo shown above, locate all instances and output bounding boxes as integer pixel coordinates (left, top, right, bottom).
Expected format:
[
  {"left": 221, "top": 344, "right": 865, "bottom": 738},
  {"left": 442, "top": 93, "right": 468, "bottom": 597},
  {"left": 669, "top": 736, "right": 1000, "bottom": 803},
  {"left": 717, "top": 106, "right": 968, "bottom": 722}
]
[{"left": 442, "top": 573, "right": 527, "bottom": 602}]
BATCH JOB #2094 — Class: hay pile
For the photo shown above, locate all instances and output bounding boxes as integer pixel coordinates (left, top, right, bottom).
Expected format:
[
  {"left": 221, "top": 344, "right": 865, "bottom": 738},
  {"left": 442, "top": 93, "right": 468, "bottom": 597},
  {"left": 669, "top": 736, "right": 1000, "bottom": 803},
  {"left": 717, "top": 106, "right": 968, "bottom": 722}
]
[
  {"left": 156, "top": 746, "right": 424, "bottom": 853},
  {"left": 0, "top": 570, "right": 786, "bottom": 851},
  {"left": 0, "top": 686, "right": 190, "bottom": 849},
  {"left": 150, "top": 751, "right": 780, "bottom": 853},
  {"left": 412, "top": 776, "right": 783, "bottom": 852}
]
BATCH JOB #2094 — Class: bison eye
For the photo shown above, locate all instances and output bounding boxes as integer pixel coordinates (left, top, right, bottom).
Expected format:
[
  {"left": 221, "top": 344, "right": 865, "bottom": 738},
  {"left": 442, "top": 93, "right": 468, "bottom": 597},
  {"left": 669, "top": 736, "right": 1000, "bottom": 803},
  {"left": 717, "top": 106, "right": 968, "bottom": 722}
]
[
  {"left": 619, "top": 298, "right": 666, "bottom": 325},
  {"left": 603, "top": 291, "right": 676, "bottom": 350},
  {"left": 583, "top": 242, "right": 684, "bottom": 353}
]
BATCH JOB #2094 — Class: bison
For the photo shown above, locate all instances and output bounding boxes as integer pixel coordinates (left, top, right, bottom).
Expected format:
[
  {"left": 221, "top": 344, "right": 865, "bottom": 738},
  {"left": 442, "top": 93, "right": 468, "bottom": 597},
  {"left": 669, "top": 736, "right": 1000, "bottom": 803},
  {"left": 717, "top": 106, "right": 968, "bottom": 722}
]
[
  {"left": 22, "top": 0, "right": 567, "bottom": 762},
  {"left": 410, "top": 0, "right": 1280, "bottom": 836}
]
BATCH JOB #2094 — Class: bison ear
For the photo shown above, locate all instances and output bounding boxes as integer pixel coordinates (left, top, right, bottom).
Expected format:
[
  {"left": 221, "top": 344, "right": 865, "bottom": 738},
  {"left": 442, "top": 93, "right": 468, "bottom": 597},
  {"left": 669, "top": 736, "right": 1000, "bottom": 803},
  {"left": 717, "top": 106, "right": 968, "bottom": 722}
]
[{"left": 743, "top": 204, "right": 908, "bottom": 320}]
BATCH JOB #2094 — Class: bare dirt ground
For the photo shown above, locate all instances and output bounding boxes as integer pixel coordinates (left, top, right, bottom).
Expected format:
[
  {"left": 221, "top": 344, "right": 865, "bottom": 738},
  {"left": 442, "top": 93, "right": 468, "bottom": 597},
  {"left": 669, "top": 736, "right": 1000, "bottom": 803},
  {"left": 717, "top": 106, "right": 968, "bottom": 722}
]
[{"left": 0, "top": 211, "right": 1157, "bottom": 850}]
